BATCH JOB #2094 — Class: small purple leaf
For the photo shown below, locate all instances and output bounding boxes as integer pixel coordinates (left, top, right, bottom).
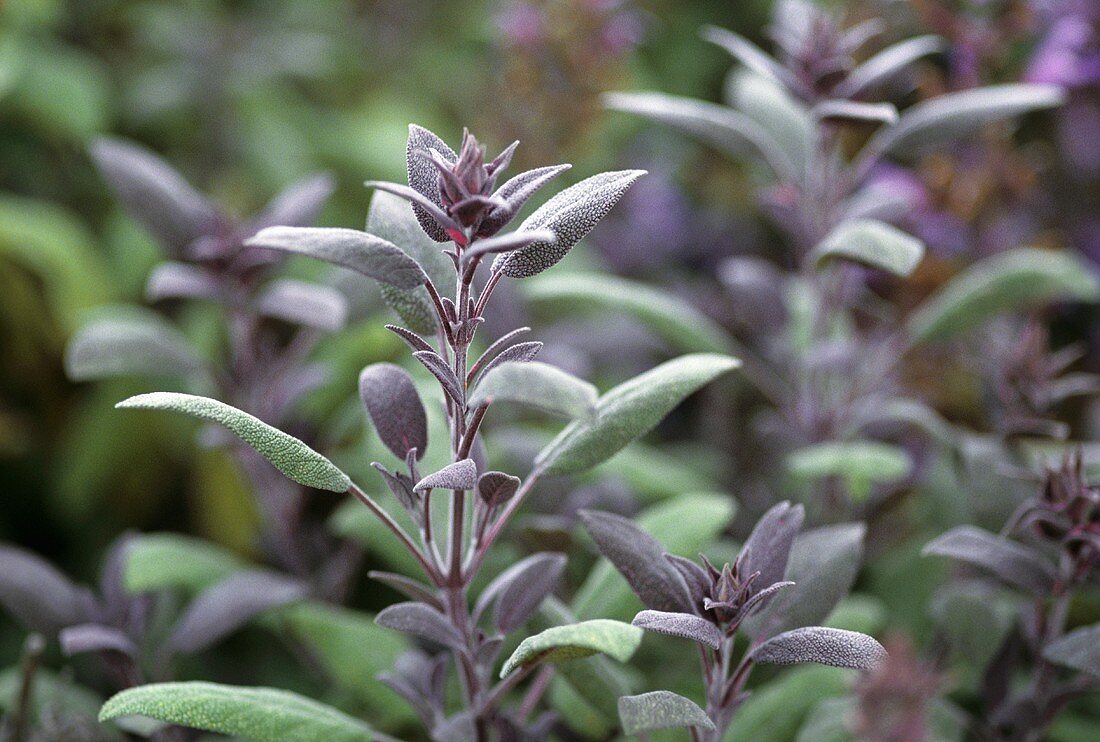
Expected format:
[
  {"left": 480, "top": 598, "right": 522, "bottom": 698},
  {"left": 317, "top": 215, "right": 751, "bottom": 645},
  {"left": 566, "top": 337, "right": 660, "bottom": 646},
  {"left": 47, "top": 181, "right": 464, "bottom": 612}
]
[
  {"left": 469, "top": 327, "right": 532, "bottom": 380},
  {"left": 368, "top": 571, "right": 443, "bottom": 610},
  {"left": 741, "top": 501, "right": 804, "bottom": 597},
  {"left": 59, "top": 623, "right": 138, "bottom": 658},
  {"left": 415, "top": 459, "right": 478, "bottom": 492},
  {"left": 751, "top": 626, "right": 887, "bottom": 670},
  {"left": 476, "top": 471, "right": 521, "bottom": 508},
  {"left": 375, "top": 602, "right": 465, "bottom": 649},
  {"left": 406, "top": 124, "right": 457, "bottom": 242},
  {"left": 473, "top": 341, "right": 543, "bottom": 383},
  {"left": 359, "top": 363, "right": 428, "bottom": 461},
  {"left": 632, "top": 610, "right": 722, "bottom": 649},
  {"left": 665, "top": 554, "right": 711, "bottom": 609},
  {"left": 371, "top": 463, "right": 421, "bottom": 520},
  {"left": 256, "top": 279, "right": 348, "bottom": 332},
  {"left": 461, "top": 229, "right": 556, "bottom": 264},
  {"left": 412, "top": 350, "right": 465, "bottom": 405},
  {"left": 496, "top": 553, "right": 567, "bottom": 632},
  {"left": 385, "top": 324, "right": 434, "bottom": 354},
  {"left": 364, "top": 181, "right": 464, "bottom": 238}
]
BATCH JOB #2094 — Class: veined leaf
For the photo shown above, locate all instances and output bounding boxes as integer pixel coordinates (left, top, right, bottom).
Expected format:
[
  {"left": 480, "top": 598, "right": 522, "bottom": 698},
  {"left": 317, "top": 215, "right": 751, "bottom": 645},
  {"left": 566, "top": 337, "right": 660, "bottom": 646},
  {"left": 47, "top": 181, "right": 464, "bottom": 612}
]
[
  {"left": 908, "top": 248, "right": 1100, "bottom": 344},
  {"left": 810, "top": 219, "right": 924, "bottom": 277},
  {"left": 499, "top": 620, "right": 643, "bottom": 677},
  {"left": 469, "top": 361, "right": 597, "bottom": 419},
  {"left": 117, "top": 393, "right": 351, "bottom": 492},
  {"left": 631, "top": 610, "right": 722, "bottom": 649},
  {"left": 618, "top": 690, "right": 715, "bottom": 735},
  {"left": 99, "top": 682, "right": 374, "bottom": 741},
  {"left": 536, "top": 354, "right": 739, "bottom": 475},
  {"left": 752, "top": 627, "right": 887, "bottom": 670}
]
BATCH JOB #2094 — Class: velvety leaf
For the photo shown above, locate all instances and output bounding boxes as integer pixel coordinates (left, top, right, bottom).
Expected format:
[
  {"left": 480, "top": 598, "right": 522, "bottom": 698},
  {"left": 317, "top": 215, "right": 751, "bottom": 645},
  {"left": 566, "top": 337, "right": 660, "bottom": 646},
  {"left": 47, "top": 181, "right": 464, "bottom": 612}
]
[
  {"left": 251, "top": 173, "right": 335, "bottom": 230},
  {"left": 834, "top": 35, "right": 945, "bottom": 98},
  {"left": 473, "top": 341, "right": 543, "bottom": 382},
  {"left": 245, "top": 226, "right": 426, "bottom": 289},
  {"left": 414, "top": 458, "right": 477, "bottom": 492},
  {"left": 741, "top": 501, "right": 805, "bottom": 598},
  {"left": 631, "top": 610, "right": 722, "bottom": 649},
  {"left": 579, "top": 510, "right": 693, "bottom": 614},
  {"left": 124, "top": 533, "right": 245, "bottom": 594},
  {"left": 476, "top": 471, "right": 521, "bottom": 508},
  {"left": 618, "top": 690, "right": 715, "bottom": 735},
  {"left": 461, "top": 229, "right": 556, "bottom": 263},
  {"left": 701, "top": 25, "right": 796, "bottom": 89},
  {"left": 493, "top": 553, "right": 568, "bottom": 632},
  {"left": 412, "top": 350, "right": 465, "bottom": 404},
  {"left": 368, "top": 571, "right": 442, "bottom": 609},
  {"left": 787, "top": 440, "right": 912, "bottom": 502},
  {"left": 922, "top": 526, "right": 1055, "bottom": 594},
  {"left": 406, "top": 124, "right": 456, "bottom": 242},
  {"left": 0, "top": 545, "right": 84, "bottom": 635},
  {"left": 1041, "top": 623, "right": 1100, "bottom": 676},
  {"left": 359, "top": 363, "right": 428, "bottom": 461},
  {"left": 524, "top": 273, "right": 735, "bottom": 354},
  {"left": 605, "top": 91, "right": 794, "bottom": 179},
  {"left": 60, "top": 623, "right": 138, "bottom": 658},
  {"left": 469, "top": 361, "right": 597, "bottom": 419},
  {"left": 145, "top": 262, "right": 221, "bottom": 302},
  {"left": 747, "top": 523, "right": 866, "bottom": 640},
  {"left": 908, "top": 248, "right": 1100, "bottom": 344},
  {"left": 752, "top": 627, "right": 887, "bottom": 670},
  {"left": 480, "top": 164, "right": 572, "bottom": 235},
  {"left": 493, "top": 170, "right": 645, "bottom": 278},
  {"left": 813, "top": 100, "right": 898, "bottom": 125},
  {"left": 862, "top": 83, "right": 1064, "bottom": 163},
  {"left": 375, "top": 602, "right": 464, "bottom": 649},
  {"left": 168, "top": 571, "right": 307, "bottom": 655},
  {"left": 256, "top": 279, "right": 348, "bottom": 332},
  {"left": 98, "top": 682, "right": 374, "bottom": 741},
  {"left": 724, "top": 70, "right": 812, "bottom": 174},
  {"left": 117, "top": 393, "right": 351, "bottom": 492},
  {"left": 385, "top": 324, "right": 434, "bottom": 354},
  {"left": 89, "top": 138, "right": 219, "bottom": 257},
  {"left": 364, "top": 181, "right": 463, "bottom": 237},
  {"left": 65, "top": 312, "right": 204, "bottom": 381},
  {"left": 499, "top": 620, "right": 643, "bottom": 677},
  {"left": 810, "top": 219, "right": 924, "bottom": 276},
  {"left": 537, "top": 354, "right": 740, "bottom": 475}
]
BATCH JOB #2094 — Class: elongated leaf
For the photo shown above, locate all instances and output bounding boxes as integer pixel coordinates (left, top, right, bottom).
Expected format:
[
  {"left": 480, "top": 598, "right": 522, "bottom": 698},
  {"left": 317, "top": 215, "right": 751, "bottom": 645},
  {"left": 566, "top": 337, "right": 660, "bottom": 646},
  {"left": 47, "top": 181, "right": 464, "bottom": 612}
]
[
  {"left": 364, "top": 181, "right": 463, "bottom": 237},
  {"left": 1041, "top": 623, "right": 1100, "bottom": 676},
  {"left": 245, "top": 226, "right": 426, "bottom": 289},
  {"left": 99, "top": 682, "right": 374, "bottom": 741},
  {"left": 60, "top": 623, "right": 137, "bottom": 658},
  {"left": 724, "top": 70, "right": 813, "bottom": 174},
  {"left": 835, "top": 35, "right": 945, "bottom": 98},
  {"left": 469, "top": 361, "right": 597, "bottom": 419},
  {"left": 251, "top": 173, "right": 335, "bottom": 231},
  {"left": 145, "top": 262, "right": 220, "bottom": 302},
  {"left": 375, "top": 602, "right": 464, "bottom": 648},
  {"left": 89, "top": 138, "right": 219, "bottom": 257},
  {"left": 124, "top": 533, "right": 245, "bottom": 594},
  {"left": 922, "top": 526, "right": 1055, "bottom": 594},
  {"left": 368, "top": 571, "right": 442, "bottom": 608},
  {"left": 605, "top": 92, "right": 793, "bottom": 179},
  {"left": 524, "top": 273, "right": 734, "bottom": 354},
  {"left": 359, "top": 363, "right": 428, "bottom": 461},
  {"left": 462, "top": 229, "right": 556, "bottom": 263},
  {"left": 537, "top": 354, "right": 739, "bottom": 475},
  {"left": 814, "top": 100, "right": 899, "bottom": 125},
  {"left": 494, "top": 553, "right": 568, "bottom": 632},
  {"left": 631, "top": 610, "right": 722, "bottom": 649},
  {"left": 862, "top": 83, "right": 1064, "bottom": 163},
  {"left": 167, "top": 571, "right": 307, "bottom": 655},
  {"left": 0, "top": 546, "right": 83, "bottom": 635},
  {"left": 618, "top": 690, "right": 715, "bottom": 735},
  {"left": 494, "top": 170, "right": 645, "bottom": 278},
  {"left": 701, "top": 25, "right": 795, "bottom": 88},
  {"left": 810, "top": 219, "right": 924, "bottom": 276},
  {"left": 414, "top": 458, "right": 477, "bottom": 492},
  {"left": 480, "top": 164, "right": 572, "bottom": 235},
  {"left": 908, "top": 248, "right": 1100, "bottom": 344},
  {"left": 753, "top": 627, "right": 887, "bottom": 670},
  {"left": 787, "top": 440, "right": 912, "bottom": 502},
  {"left": 474, "top": 341, "right": 543, "bottom": 382},
  {"left": 406, "top": 124, "right": 456, "bottom": 242},
  {"left": 499, "top": 620, "right": 643, "bottom": 677},
  {"left": 741, "top": 501, "right": 805, "bottom": 597},
  {"left": 412, "top": 350, "right": 464, "bottom": 404},
  {"left": 256, "top": 279, "right": 348, "bottom": 332},
  {"left": 65, "top": 312, "right": 203, "bottom": 381},
  {"left": 117, "top": 393, "right": 351, "bottom": 492}
]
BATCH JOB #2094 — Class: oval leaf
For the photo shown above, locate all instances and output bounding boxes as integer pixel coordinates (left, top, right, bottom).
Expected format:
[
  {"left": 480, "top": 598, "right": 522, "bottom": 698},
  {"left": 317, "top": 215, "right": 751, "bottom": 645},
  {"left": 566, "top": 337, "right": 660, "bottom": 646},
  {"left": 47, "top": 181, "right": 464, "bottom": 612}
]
[
  {"left": 256, "top": 279, "right": 348, "bottom": 332},
  {"left": 124, "top": 533, "right": 245, "bottom": 594},
  {"left": 494, "top": 170, "right": 645, "bottom": 278},
  {"left": 752, "top": 626, "right": 887, "bottom": 670},
  {"left": 499, "top": 619, "right": 643, "bottom": 677},
  {"left": 414, "top": 458, "right": 478, "bottom": 492},
  {"left": 476, "top": 471, "right": 521, "bottom": 508},
  {"left": 98, "top": 682, "right": 374, "bottom": 742},
  {"left": 536, "top": 354, "right": 740, "bottom": 475},
  {"left": 359, "top": 363, "right": 428, "bottom": 461},
  {"left": 618, "top": 690, "right": 715, "bottom": 735},
  {"left": 1041, "top": 623, "right": 1100, "bottom": 676},
  {"left": 787, "top": 440, "right": 912, "bottom": 502},
  {"left": 810, "top": 219, "right": 924, "bottom": 277},
  {"left": 632, "top": 610, "right": 722, "bottom": 650},
  {"left": 245, "top": 226, "right": 426, "bottom": 289},
  {"left": 0, "top": 545, "right": 84, "bottom": 636},
  {"left": 375, "top": 602, "right": 464, "bottom": 649},
  {"left": 65, "top": 312, "right": 203, "bottom": 381},
  {"left": 922, "top": 526, "right": 1055, "bottom": 595},
  {"left": 469, "top": 361, "right": 597, "bottom": 419},
  {"left": 116, "top": 393, "right": 351, "bottom": 492},
  {"left": 741, "top": 501, "right": 805, "bottom": 598}
]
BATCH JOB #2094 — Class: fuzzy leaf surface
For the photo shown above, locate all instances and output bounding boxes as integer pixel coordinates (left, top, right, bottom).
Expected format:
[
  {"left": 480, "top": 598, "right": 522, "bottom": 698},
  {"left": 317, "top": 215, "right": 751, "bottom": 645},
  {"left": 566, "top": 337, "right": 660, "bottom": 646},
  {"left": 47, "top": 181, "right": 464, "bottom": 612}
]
[
  {"left": 741, "top": 501, "right": 805, "bottom": 598},
  {"left": 631, "top": 610, "right": 722, "bottom": 649},
  {"left": 359, "top": 363, "right": 428, "bottom": 461},
  {"left": 618, "top": 690, "right": 715, "bottom": 735},
  {"left": 469, "top": 361, "right": 597, "bottom": 419},
  {"left": 499, "top": 620, "right": 643, "bottom": 677},
  {"left": 414, "top": 458, "right": 477, "bottom": 492},
  {"left": 375, "top": 602, "right": 464, "bottom": 649},
  {"left": 752, "top": 627, "right": 887, "bottom": 670}
]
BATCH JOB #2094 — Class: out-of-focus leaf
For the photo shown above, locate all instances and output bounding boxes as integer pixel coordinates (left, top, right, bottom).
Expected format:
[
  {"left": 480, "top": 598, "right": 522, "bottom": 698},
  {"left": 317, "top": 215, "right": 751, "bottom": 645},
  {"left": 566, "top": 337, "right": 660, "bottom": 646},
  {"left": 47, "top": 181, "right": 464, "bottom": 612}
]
[
  {"left": 145, "top": 262, "right": 221, "bottom": 302},
  {"left": 575, "top": 493, "right": 737, "bottom": 620},
  {"left": 499, "top": 620, "right": 643, "bottom": 677},
  {"left": 359, "top": 363, "right": 428, "bottom": 461},
  {"left": 724, "top": 666, "right": 851, "bottom": 741},
  {"left": 0, "top": 545, "right": 84, "bottom": 635},
  {"left": 834, "top": 35, "right": 945, "bottom": 98},
  {"left": 724, "top": 70, "right": 812, "bottom": 174},
  {"left": 618, "top": 690, "right": 715, "bottom": 735},
  {"left": 251, "top": 173, "right": 335, "bottom": 231},
  {"left": 375, "top": 602, "right": 464, "bottom": 649},
  {"left": 822, "top": 594, "right": 887, "bottom": 636},
  {"left": 814, "top": 100, "right": 899, "bottom": 125},
  {"left": 752, "top": 627, "right": 887, "bottom": 670},
  {"left": 810, "top": 219, "right": 924, "bottom": 277},
  {"left": 10, "top": 41, "right": 110, "bottom": 139},
  {"left": 632, "top": 610, "right": 722, "bottom": 649},
  {"left": 701, "top": 25, "right": 795, "bottom": 90},
  {"left": 524, "top": 273, "right": 735, "bottom": 354},
  {"left": 908, "top": 248, "right": 1100, "bottom": 344},
  {"left": 787, "top": 440, "right": 912, "bottom": 502},
  {"left": 256, "top": 279, "right": 348, "bottom": 332},
  {"left": 98, "top": 682, "right": 374, "bottom": 741},
  {"left": 0, "top": 666, "right": 107, "bottom": 734},
  {"left": 469, "top": 361, "right": 597, "bottom": 420},
  {"left": 537, "top": 354, "right": 740, "bottom": 475},
  {"left": 117, "top": 393, "right": 351, "bottom": 492},
  {"left": 246, "top": 226, "right": 426, "bottom": 289},
  {"left": 65, "top": 310, "right": 204, "bottom": 382},
  {"left": 923, "top": 526, "right": 1055, "bottom": 594},
  {"left": 59, "top": 623, "right": 138, "bottom": 658},
  {"left": 849, "top": 397, "right": 956, "bottom": 448},
  {"left": 124, "top": 533, "right": 245, "bottom": 594}
]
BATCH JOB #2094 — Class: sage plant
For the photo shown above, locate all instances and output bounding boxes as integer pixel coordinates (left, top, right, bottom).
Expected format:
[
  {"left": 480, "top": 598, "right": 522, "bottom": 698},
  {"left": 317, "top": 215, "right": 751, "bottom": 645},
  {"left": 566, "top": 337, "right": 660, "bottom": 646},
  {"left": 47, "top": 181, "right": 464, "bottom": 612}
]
[
  {"left": 98, "top": 125, "right": 742, "bottom": 739},
  {"left": 583, "top": 501, "right": 885, "bottom": 739}
]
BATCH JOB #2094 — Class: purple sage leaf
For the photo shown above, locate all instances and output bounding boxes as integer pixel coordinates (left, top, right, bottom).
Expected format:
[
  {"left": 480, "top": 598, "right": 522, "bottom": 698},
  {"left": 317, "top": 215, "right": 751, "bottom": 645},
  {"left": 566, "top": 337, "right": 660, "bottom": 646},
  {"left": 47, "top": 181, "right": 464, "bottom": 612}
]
[
  {"left": 493, "top": 553, "right": 568, "bottom": 632},
  {"left": 922, "top": 525, "right": 1056, "bottom": 595},
  {"left": 740, "top": 501, "right": 805, "bottom": 597},
  {"left": 479, "top": 164, "right": 572, "bottom": 236},
  {"left": 368, "top": 571, "right": 443, "bottom": 610},
  {"left": 412, "top": 350, "right": 465, "bottom": 405},
  {"left": 632, "top": 610, "right": 722, "bottom": 649},
  {"left": 473, "top": 341, "right": 543, "bottom": 384},
  {"left": 59, "top": 623, "right": 138, "bottom": 658},
  {"left": 375, "top": 601, "right": 465, "bottom": 649},
  {"left": 256, "top": 279, "right": 348, "bottom": 332},
  {"left": 751, "top": 626, "right": 887, "bottom": 670},
  {"left": 0, "top": 545, "right": 85, "bottom": 635},
  {"left": 476, "top": 471, "right": 521, "bottom": 508},
  {"left": 406, "top": 124, "right": 457, "bottom": 242},
  {"left": 251, "top": 172, "right": 335, "bottom": 231},
  {"left": 414, "top": 459, "right": 478, "bottom": 492},
  {"left": 145, "top": 262, "right": 221, "bottom": 303},
  {"left": 359, "top": 363, "right": 429, "bottom": 461}
]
